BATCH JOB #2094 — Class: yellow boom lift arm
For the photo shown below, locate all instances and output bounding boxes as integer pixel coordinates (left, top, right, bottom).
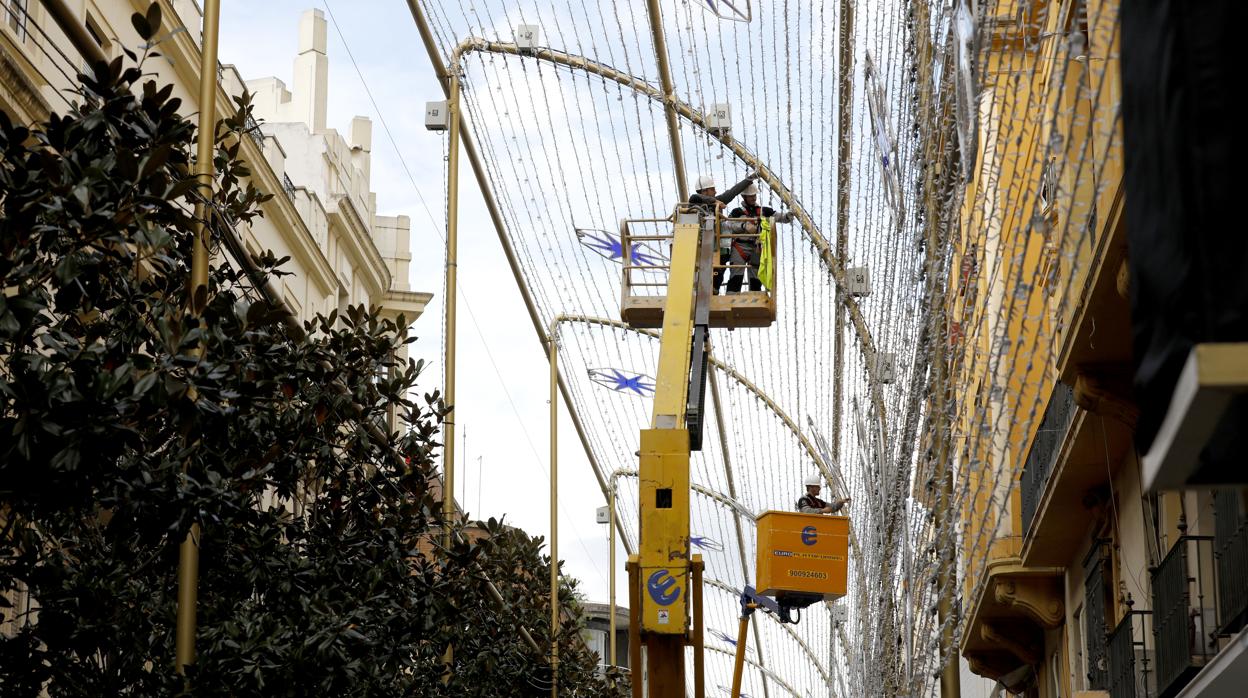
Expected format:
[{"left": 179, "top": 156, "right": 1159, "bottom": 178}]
[
  {"left": 626, "top": 207, "right": 717, "bottom": 698},
  {"left": 624, "top": 206, "right": 844, "bottom": 697}
]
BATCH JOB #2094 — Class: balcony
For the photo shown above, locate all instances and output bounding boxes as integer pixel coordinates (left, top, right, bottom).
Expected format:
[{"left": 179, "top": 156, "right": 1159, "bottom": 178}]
[
  {"left": 961, "top": 536, "right": 1064, "bottom": 686},
  {"left": 1214, "top": 490, "right": 1248, "bottom": 636},
  {"left": 1020, "top": 380, "right": 1134, "bottom": 568},
  {"left": 1020, "top": 382, "right": 1077, "bottom": 534},
  {"left": 1054, "top": 168, "right": 1131, "bottom": 385},
  {"left": 1107, "top": 610, "right": 1155, "bottom": 698},
  {"left": 1151, "top": 536, "right": 1220, "bottom": 698}
]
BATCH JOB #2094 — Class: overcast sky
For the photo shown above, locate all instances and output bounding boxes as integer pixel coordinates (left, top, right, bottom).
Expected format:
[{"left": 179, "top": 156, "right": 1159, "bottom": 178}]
[{"left": 219, "top": 1, "right": 620, "bottom": 602}]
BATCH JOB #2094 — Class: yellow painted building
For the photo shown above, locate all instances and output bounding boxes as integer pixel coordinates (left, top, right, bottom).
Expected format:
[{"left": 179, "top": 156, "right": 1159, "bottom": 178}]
[{"left": 948, "top": 1, "right": 1248, "bottom": 696}]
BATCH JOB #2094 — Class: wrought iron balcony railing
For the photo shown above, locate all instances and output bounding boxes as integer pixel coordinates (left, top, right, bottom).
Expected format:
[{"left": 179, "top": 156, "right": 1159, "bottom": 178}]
[
  {"left": 1020, "top": 381, "right": 1077, "bottom": 536},
  {"left": 1108, "top": 609, "right": 1155, "bottom": 698},
  {"left": 1214, "top": 489, "right": 1248, "bottom": 636},
  {"left": 1085, "top": 541, "right": 1112, "bottom": 690},
  {"left": 1151, "top": 536, "right": 1219, "bottom": 698},
  {"left": 244, "top": 114, "right": 265, "bottom": 150}
]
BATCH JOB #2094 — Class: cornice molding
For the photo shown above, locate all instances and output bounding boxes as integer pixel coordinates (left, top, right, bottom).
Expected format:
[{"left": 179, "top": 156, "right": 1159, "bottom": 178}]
[{"left": 329, "top": 192, "right": 391, "bottom": 298}]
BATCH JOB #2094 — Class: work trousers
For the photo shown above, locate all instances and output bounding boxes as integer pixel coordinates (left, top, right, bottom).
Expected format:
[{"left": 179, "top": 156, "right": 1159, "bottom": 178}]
[{"left": 726, "top": 244, "right": 761, "bottom": 293}]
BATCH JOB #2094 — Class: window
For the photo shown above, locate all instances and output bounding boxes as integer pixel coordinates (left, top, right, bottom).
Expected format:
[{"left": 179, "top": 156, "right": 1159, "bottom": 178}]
[
  {"left": 85, "top": 14, "right": 107, "bottom": 49},
  {"left": 582, "top": 628, "right": 608, "bottom": 666},
  {"left": 3, "top": 0, "right": 28, "bottom": 41},
  {"left": 1038, "top": 158, "right": 1058, "bottom": 217},
  {"left": 959, "top": 243, "right": 978, "bottom": 297}
]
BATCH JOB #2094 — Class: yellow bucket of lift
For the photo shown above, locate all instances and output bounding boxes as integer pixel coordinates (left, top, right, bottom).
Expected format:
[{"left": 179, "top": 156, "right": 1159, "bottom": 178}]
[{"left": 755, "top": 511, "right": 849, "bottom": 603}]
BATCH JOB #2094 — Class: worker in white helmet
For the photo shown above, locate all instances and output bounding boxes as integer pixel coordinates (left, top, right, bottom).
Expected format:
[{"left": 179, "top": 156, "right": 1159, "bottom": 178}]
[
  {"left": 687, "top": 172, "right": 757, "bottom": 293},
  {"left": 689, "top": 173, "right": 757, "bottom": 211},
  {"left": 797, "top": 474, "right": 850, "bottom": 514},
  {"left": 725, "top": 183, "right": 795, "bottom": 293}
]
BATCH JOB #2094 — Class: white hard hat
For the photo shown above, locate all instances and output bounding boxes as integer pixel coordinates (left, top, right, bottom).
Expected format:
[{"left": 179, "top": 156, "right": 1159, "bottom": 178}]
[
  {"left": 695, "top": 174, "right": 716, "bottom": 191},
  {"left": 742, "top": 182, "right": 759, "bottom": 195},
  {"left": 804, "top": 474, "right": 822, "bottom": 488}
]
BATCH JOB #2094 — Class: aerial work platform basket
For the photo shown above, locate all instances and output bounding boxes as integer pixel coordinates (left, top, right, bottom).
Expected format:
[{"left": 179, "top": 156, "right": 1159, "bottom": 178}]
[
  {"left": 619, "top": 210, "right": 777, "bottom": 329},
  {"left": 755, "top": 511, "right": 849, "bottom": 607}
]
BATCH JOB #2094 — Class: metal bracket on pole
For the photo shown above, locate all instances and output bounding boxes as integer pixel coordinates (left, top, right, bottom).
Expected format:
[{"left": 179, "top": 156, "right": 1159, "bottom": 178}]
[{"left": 740, "top": 585, "right": 800, "bottom": 625}]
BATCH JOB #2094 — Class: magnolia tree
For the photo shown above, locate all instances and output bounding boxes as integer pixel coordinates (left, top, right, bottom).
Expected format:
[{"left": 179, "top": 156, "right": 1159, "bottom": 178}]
[{"left": 0, "top": 6, "right": 625, "bottom": 696}]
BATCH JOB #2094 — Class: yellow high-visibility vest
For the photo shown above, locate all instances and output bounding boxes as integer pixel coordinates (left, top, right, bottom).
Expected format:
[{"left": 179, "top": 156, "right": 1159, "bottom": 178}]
[{"left": 757, "top": 217, "right": 774, "bottom": 289}]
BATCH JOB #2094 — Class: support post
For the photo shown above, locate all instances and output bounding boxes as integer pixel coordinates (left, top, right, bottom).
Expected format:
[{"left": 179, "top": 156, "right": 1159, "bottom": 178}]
[
  {"left": 175, "top": 525, "right": 200, "bottom": 673},
  {"left": 647, "top": 635, "right": 687, "bottom": 698},
  {"left": 938, "top": 468, "right": 961, "bottom": 698},
  {"left": 692, "top": 555, "right": 705, "bottom": 698},
  {"left": 549, "top": 328, "right": 560, "bottom": 698},
  {"left": 176, "top": 0, "right": 221, "bottom": 676},
  {"left": 832, "top": 0, "right": 855, "bottom": 473},
  {"left": 628, "top": 557, "right": 643, "bottom": 698},
  {"left": 643, "top": 0, "right": 688, "bottom": 200},
  {"left": 910, "top": 0, "right": 960, "bottom": 691},
  {"left": 442, "top": 68, "right": 461, "bottom": 549},
  {"left": 610, "top": 478, "right": 618, "bottom": 668}
]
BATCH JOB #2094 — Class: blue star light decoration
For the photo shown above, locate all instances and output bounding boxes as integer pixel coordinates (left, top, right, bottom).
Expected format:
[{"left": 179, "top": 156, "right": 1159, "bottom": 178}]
[
  {"left": 576, "top": 228, "right": 667, "bottom": 267},
  {"left": 698, "top": 0, "right": 751, "bottom": 22},
  {"left": 690, "top": 535, "right": 724, "bottom": 552},
  {"left": 588, "top": 368, "right": 655, "bottom": 397},
  {"left": 710, "top": 629, "right": 738, "bottom": 646}
]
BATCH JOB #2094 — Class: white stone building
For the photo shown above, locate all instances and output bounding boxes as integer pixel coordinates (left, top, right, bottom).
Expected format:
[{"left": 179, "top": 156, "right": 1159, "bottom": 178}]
[{"left": 0, "top": 1, "right": 430, "bottom": 327}]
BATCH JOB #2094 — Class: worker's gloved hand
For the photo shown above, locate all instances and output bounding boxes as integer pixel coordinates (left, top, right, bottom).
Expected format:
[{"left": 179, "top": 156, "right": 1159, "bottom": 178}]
[
  {"left": 744, "top": 222, "right": 758, "bottom": 233},
  {"left": 775, "top": 211, "right": 795, "bottom": 224}
]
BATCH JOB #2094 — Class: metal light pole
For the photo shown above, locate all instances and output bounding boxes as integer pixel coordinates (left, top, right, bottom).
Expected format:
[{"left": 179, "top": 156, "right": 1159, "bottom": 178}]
[
  {"left": 442, "top": 64, "right": 461, "bottom": 549},
  {"left": 643, "top": 0, "right": 688, "bottom": 200},
  {"left": 609, "top": 476, "right": 618, "bottom": 669},
  {"left": 176, "top": 0, "right": 222, "bottom": 676},
  {"left": 549, "top": 326, "right": 560, "bottom": 698}
]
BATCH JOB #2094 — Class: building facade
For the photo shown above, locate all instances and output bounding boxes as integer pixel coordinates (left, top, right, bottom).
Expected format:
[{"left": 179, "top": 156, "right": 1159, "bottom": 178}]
[
  {"left": 581, "top": 602, "right": 630, "bottom": 670},
  {"left": 949, "top": 1, "right": 1248, "bottom": 697},
  {"left": 0, "top": 1, "right": 429, "bottom": 328}
]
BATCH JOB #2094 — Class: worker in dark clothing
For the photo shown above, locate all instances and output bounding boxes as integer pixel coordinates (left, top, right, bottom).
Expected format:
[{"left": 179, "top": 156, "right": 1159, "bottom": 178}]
[
  {"left": 688, "top": 172, "right": 756, "bottom": 213},
  {"left": 726, "top": 182, "right": 794, "bottom": 293},
  {"left": 689, "top": 173, "right": 758, "bottom": 294},
  {"left": 797, "top": 474, "right": 850, "bottom": 514}
]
